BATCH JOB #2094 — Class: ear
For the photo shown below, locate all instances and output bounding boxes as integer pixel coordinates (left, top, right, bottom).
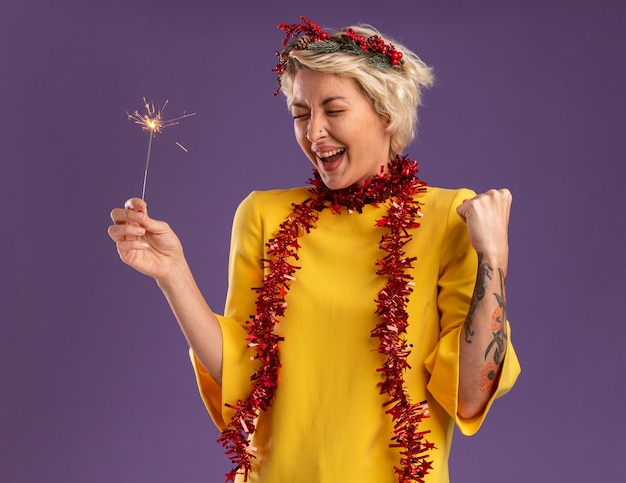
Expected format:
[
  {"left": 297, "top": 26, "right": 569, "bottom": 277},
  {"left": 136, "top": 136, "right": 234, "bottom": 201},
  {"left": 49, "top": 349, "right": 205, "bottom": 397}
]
[{"left": 379, "top": 113, "right": 391, "bottom": 126}]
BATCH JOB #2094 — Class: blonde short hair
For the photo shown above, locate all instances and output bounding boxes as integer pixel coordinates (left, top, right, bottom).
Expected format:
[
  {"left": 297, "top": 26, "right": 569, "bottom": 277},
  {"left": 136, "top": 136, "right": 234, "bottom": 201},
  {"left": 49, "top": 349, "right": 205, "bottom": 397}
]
[{"left": 278, "top": 25, "right": 434, "bottom": 157}]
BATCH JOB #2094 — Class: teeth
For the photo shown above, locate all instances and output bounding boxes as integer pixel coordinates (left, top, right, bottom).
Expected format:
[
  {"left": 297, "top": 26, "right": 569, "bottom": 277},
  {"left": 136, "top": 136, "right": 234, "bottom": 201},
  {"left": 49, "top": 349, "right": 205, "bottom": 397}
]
[{"left": 316, "top": 148, "right": 345, "bottom": 159}]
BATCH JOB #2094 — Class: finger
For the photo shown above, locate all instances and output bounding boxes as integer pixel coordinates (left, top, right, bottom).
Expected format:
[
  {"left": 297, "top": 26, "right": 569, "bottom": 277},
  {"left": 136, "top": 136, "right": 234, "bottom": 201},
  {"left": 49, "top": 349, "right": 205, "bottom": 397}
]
[
  {"left": 498, "top": 188, "right": 512, "bottom": 199},
  {"left": 108, "top": 223, "right": 146, "bottom": 242},
  {"left": 486, "top": 189, "right": 513, "bottom": 214},
  {"left": 464, "top": 189, "right": 512, "bottom": 210},
  {"left": 110, "top": 207, "right": 145, "bottom": 224},
  {"left": 124, "top": 197, "right": 148, "bottom": 214},
  {"left": 483, "top": 188, "right": 512, "bottom": 202},
  {"left": 139, "top": 216, "right": 172, "bottom": 235},
  {"left": 116, "top": 239, "right": 151, "bottom": 253},
  {"left": 456, "top": 203, "right": 469, "bottom": 223}
]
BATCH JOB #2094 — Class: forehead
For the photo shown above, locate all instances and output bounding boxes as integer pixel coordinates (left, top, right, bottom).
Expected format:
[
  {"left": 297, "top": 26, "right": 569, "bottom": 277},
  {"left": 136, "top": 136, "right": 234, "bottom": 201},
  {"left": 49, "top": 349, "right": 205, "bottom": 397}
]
[{"left": 290, "top": 70, "right": 362, "bottom": 106}]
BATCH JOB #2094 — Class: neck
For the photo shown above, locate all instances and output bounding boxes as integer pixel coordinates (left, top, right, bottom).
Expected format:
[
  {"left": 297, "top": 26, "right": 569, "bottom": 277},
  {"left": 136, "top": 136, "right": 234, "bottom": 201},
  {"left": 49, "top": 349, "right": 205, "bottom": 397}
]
[{"left": 308, "top": 155, "right": 424, "bottom": 212}]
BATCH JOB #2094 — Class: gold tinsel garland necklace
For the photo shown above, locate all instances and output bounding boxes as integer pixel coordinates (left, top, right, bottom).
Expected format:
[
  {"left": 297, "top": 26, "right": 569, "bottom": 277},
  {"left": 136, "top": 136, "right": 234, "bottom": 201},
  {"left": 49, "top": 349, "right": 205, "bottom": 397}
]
[{"left": 218, "top": 155, "right": 434, "bottom": 482}]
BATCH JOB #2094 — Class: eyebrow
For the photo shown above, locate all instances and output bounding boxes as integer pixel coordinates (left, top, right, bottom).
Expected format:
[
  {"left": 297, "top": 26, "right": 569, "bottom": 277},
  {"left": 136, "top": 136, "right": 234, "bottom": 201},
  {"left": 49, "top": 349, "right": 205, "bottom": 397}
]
[{"left": 291, "top": 96, "right": 348, "bottom": 109}]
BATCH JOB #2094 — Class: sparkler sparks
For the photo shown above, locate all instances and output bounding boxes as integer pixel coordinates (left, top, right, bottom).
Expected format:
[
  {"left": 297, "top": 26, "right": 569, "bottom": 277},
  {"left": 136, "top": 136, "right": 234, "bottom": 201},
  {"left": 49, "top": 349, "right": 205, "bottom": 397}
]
[{"left": 126, "top": 98, "right": 195, "bottom": 199}]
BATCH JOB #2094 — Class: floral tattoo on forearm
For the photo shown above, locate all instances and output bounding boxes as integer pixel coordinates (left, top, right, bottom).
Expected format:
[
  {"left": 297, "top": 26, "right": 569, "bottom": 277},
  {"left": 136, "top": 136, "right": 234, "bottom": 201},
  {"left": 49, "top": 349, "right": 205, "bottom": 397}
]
[
  {"left": 463, "top": 252, "right": 491, "bottom": 344},
  {"left": 464, "top": 252, "right": 509, "bottom": 394}
]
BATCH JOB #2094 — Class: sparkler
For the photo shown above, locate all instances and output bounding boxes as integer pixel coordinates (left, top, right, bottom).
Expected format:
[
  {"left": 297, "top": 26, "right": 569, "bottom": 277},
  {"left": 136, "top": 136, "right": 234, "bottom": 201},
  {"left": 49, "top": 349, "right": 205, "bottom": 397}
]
[{"left": 127, "top": 98, "right": 195, "bottom": 199}]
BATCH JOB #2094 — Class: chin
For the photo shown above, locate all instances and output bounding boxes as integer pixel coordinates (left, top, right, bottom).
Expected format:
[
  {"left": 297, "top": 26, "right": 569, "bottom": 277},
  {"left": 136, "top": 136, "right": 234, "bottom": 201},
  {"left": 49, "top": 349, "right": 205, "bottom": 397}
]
[{"left": 320, "top": 176, "right": 351, "bottom": 190}]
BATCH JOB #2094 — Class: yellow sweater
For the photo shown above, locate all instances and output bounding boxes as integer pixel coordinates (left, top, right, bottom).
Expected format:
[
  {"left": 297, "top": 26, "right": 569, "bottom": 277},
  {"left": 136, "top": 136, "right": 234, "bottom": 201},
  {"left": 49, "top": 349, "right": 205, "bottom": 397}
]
[{"left": 190, "top": 186, "right": 520, "bottom": 482}]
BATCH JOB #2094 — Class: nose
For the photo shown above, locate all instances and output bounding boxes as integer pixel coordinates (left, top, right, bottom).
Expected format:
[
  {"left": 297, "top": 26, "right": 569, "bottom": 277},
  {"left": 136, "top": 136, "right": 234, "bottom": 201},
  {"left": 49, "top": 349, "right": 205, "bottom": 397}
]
[
  {"left": 306, "top": 127, "right": 326, "bottom": 142},
  {"left": 305, "top": 113, "right": 326, "bottom": 142}
]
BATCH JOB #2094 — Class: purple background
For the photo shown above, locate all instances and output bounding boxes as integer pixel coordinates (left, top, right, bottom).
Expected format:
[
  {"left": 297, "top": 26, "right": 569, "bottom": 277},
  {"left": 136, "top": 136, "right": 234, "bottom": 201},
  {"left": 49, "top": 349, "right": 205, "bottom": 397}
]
[{"left": 1, "top": 0, "right": 625, "bottom": 481}]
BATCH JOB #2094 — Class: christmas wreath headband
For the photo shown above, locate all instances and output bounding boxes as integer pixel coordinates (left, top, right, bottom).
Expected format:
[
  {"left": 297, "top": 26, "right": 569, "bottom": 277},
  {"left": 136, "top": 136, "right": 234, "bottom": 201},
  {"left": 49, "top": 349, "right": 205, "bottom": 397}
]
[{"left": 274, "top": 16, "right": 405, "bottom": 93}]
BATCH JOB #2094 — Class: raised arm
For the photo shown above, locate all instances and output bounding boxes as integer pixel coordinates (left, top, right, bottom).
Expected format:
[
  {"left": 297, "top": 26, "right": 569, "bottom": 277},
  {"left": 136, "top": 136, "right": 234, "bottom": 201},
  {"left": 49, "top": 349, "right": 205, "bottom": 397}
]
[
  {"left": 108, "top": 197, "right": 223, "bottom": 385},
  {"left": 455, "top": 189, "right": 512, "bottom": 419}
]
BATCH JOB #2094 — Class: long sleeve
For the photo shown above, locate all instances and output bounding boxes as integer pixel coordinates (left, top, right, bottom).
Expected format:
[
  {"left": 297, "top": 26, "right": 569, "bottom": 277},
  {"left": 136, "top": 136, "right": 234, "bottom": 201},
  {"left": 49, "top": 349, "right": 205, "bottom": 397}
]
[
  {"left": 424, "top": 189, "right": 521, "bottom": 435},
  {"left": 189, "top": 192, "right": 267, "bottom": 429}
]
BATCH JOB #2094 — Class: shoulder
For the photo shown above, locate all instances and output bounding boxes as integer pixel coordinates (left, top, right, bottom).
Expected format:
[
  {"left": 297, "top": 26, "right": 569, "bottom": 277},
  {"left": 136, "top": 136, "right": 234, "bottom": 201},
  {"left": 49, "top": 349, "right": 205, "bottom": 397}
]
[
  {"left": 236, "top": 186, "right": 311, "bottom": 212},
  {"left": 233, "top": 186, "right": 312, "bottom": 227},
  {"left": 420, "top": 187, "right": 476, "bottom": 262},
  {"left": 415, "top": 187, "right": 476, "bottom": 254},
  {"left": 419, "top": 186, "right": 477, "bottom": 215},
  {"left": 246, "top": 186, "right": 311, "bottom": 206}
]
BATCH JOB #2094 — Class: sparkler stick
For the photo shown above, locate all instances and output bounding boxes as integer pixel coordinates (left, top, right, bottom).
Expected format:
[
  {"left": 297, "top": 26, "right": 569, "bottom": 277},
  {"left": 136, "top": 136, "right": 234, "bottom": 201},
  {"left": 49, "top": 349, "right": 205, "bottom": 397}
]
[
  {"left": 126, "top": 98, "right": 195, "bottom": 200},
  {"left": 141, "top": 130, "right": 154, "bottom": 200}
]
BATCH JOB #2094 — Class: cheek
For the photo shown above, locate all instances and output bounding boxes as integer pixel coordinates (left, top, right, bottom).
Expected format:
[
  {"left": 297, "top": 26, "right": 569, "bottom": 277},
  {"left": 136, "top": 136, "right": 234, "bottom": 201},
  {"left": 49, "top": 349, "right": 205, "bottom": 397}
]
[
  {"left": 293, "top": 125, "right": 315, "bottom": 162},
  {"left": 294, "top": 126, "right": 311, "bottom": 153},
  {"left": 293, "top": 123, "right": 306, "bottom": 141}
]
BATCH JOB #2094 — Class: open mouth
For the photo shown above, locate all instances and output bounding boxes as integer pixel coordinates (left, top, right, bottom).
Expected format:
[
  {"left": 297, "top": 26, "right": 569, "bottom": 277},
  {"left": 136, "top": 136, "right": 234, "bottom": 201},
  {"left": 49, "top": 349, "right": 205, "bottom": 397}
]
[{"left": 316, "top": 148, "right": 345, "bottom": 164}]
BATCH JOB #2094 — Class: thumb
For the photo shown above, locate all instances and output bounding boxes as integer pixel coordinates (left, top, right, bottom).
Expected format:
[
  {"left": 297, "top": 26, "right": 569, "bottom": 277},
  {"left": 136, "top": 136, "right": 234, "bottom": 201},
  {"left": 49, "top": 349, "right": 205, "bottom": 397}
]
[
  {"left": 456, "top": 199, "right": 470, "bottom": 223},
  {"left": 124, "top": 197, "right": 148, "bottom": 216}
]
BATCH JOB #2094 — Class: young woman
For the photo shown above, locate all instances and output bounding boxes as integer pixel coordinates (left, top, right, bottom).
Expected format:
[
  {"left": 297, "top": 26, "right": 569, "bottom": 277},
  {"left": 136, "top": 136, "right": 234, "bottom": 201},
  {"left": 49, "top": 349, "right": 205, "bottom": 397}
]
[{"left": 109, "top": 17, "right": 520, "bottom": 483}]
